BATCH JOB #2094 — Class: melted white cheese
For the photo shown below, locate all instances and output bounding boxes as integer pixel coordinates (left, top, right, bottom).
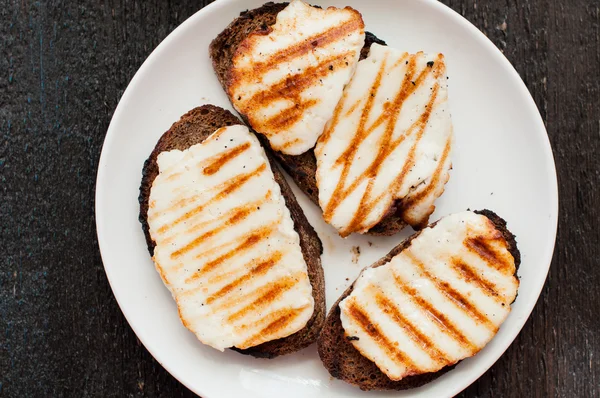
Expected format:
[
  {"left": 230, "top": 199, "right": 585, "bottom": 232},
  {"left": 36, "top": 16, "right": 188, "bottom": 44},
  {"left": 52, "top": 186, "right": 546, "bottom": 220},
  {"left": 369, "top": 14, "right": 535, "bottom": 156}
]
[
  {"left": 315, "top": 44, "right": 453, "bottom": 237},
  {"left": 147, "top": 125, "right": 314, "bottom": 351},
  {"left": 228, "top": 0, "right": 365, "bottom": 155},
  {"left": 339, "top": 211, "right": 519, "bottom": 380}
]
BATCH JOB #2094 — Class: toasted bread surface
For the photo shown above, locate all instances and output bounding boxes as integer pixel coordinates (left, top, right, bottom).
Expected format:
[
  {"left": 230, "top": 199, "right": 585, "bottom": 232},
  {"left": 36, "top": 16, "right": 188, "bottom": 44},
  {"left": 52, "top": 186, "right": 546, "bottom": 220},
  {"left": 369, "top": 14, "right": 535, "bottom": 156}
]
[
  {"left": 139, "top": 105, "right": 325, "bottom": 358},
  {"left": 317, "top": 210, "right": 520, "bottom": 390},
  {"left": 209, "top": 3, "right": 404, "bottom": 235}
]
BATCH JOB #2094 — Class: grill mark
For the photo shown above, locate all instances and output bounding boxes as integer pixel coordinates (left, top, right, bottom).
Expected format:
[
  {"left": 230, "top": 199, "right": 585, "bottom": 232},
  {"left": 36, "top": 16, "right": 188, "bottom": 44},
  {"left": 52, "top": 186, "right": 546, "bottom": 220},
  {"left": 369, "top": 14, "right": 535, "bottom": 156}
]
[
  {"left": 261, "top": 99, "right": 319, "bottom": 132},
  {"left": 358, "top": 60, "right": 431, "bottom": 139},
  {"left": 205, "top": 251, "right": 283, "bottom": 305},
  {"left": 324, "top": 119, "right": 415, "bottom": 220},
  {"left": 316, "top": 86, "right": 351, "bottom": 152},
  {"left": 390, "top": 53, "right": 411, "bottom": 69},
  {"left": 449, "top": 258, "right": 502, "bottom": 301},
  {"left": 345, "top": 97, "right": 363, "bottom": 116},
  {"left": 405, "top": 251, "right": 498, "bottom": 332},
  {"left": 244, "top": 51, "right": 354, "bottom": 110},
  {"left": 156, "top": 164, "right": 266, "bottom": 234},
  {"left": 278, "top": 138, "right": 302, "bottom": 151},
  {"left": 346, "top": 301, "right": 418, "bottom": 371},
  {"left": 465, "top": 237, "right": 512, "bottom": 274},
  {"left": 211, "top": 273, "right": 291, "bottom": 312},
  {"left": 183, "top": 193, "right": 269, "bottom": 237},
  {"left": 373, "top": 290, "right": 450, "bottom": 365},
  {"left": 185, "top": 224, "right": 275, "bottom": 282},
  {"left": 237, "top": 306, "right": 308, "bottom": 349},
  {"left": 170, "top": 185, "right": 186, "bottom": 196},
  {"left": 206, "top": 265, "right": 240, "bottom": 286},
  {"left": 332, "top": 54, "right": 398, "bottom": 168},
  {"left": 176, "top": 234, "right": 273, "bottom": 294},
  {"left": 233, "top": 16, "right": 363, "bottom": 82},
  {"left": 231, "top": 15, "right": 363, "bottom": 144},
  {"left": 160, "top": 194, "right": 270, "bottom": 247},
  {"left": 159, "top": 164, "right": 280, "bottom": 289},
  {"left": 243, "top": 52, "right": 354, "bottom": 135},
  {"left": 347, "top": 74, "right": 443, "bottom": 234},
  {"left": 400, "top": 135, "right": 452, "bottom": 212},
  {"left": 171, "top": 239, "right": 239, "bottom": 275},
  {"left": 148, "top": 193, "right": 201, "bottom": 224},
  {"left": 392, "top": 272, "right": 477, "bottom": 353},
  {"left": 170, "top": 199, "right": 262, "bottom": 259},
  {"left": 369, "top": 63, "right": 442, "bottom": 187},
  {"left": 322, "top": 54, "right": 388, "bottom": 223},
  {"left": 341, "top": 57, "right": 440, "bottom": 235},
  {"left": 203, "top": 142, "right": 251, "bottom": 176},
  {"left": 226, "top": 274, "right": 303, "bottom": 323},
  {"left": 204, "top": 227, "right": 274, "bottom": 284},
  {"left": 320, "top": 54, "right": 448, "bottom": 235},
  {"left": 165, "top": 171, "right": 182, "bottom": 181},
  {"left": 341, "top": 125, "right": 415, "bottom": 235}
]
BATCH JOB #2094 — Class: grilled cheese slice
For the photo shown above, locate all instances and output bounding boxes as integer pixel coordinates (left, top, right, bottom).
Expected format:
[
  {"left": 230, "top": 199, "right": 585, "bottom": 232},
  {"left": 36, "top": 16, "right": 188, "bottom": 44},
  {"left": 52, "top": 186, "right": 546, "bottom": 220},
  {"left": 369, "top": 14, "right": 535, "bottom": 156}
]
[
  {"left": 147, "top": 125, "right": 314, "bottom": 351},
  {"left": 228, "top": 0, "right": 365, "bottom": 155},
  {"left": 339, "top": 211, "right": 519, "bottom": 380},
  {"left": 315, "top": 44, "right": 453, "bottom": 237}
]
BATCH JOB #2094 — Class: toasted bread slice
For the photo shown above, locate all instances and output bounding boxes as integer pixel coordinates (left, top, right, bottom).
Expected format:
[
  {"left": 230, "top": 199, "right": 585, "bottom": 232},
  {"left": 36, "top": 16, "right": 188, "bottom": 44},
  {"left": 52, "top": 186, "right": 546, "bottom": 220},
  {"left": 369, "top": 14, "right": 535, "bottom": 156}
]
[
  {"left": 317, "top": 210, "right": 520, "bottom": 390},
  {"left": 139, "top": 105, "right": 325, "bottom": 358},
  {"left": 209, "top": 2, "right": 404, "bottom": 235}
]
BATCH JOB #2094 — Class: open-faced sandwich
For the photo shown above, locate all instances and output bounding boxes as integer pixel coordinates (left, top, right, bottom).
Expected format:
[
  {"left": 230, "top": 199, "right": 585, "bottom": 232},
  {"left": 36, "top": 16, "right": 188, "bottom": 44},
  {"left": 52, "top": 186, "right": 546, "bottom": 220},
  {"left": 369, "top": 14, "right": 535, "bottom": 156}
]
[
  {"left": 210, "top": 0, "right": 453, "bottom": 237},
  {"left": 317, "top": 210, "right": 520, "bottom": 390},
  {"left": 138, "top": 105, "right": 325, "bottom": 358}
]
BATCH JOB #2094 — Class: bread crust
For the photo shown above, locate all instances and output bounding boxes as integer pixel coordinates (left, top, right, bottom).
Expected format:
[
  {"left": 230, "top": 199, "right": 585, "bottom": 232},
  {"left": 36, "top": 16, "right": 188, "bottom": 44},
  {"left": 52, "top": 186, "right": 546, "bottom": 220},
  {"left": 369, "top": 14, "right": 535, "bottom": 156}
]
[
  {"left": 316, "top": 209, "right": 520, "bottom": 390},
  {"left": 138, "top": 105, "right": 325, "bottom": 358}
]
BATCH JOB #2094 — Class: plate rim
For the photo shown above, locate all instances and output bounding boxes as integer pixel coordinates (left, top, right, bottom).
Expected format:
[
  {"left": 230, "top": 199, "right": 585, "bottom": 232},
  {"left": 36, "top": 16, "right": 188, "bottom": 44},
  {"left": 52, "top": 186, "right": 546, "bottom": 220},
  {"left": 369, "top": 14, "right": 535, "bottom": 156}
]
[{"left": 95, "top": 0, "right": 559, "bottom": 396}]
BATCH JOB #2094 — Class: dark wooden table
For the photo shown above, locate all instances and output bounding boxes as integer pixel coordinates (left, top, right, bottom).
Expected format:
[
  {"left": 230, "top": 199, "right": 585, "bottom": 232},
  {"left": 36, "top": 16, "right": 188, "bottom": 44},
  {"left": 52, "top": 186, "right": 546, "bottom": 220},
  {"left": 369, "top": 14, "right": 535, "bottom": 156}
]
[{"left": 1, "top": 0, "right": 598, "bottom": 397}]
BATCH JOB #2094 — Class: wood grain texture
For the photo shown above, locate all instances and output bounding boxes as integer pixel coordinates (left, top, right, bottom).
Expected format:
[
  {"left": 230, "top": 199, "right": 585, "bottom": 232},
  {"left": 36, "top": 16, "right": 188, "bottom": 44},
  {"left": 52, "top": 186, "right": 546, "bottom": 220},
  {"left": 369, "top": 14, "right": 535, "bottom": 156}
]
[{"left": 0, "top": 0, "right": 597, "bottom": 397}]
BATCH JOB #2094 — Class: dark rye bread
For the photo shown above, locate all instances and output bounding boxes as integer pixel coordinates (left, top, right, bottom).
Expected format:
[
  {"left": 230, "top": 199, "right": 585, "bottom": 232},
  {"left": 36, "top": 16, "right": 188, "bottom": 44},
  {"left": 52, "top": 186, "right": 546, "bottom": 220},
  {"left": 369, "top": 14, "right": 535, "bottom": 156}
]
[
  {"left": 138, "top": 104, "right": 325, "bottom": 359},
  {"left": 208, "top": 2, "right": 403, "bottom": 236},
  {"left": 317, "top": 209, "right": 521, "bottom": 390}
]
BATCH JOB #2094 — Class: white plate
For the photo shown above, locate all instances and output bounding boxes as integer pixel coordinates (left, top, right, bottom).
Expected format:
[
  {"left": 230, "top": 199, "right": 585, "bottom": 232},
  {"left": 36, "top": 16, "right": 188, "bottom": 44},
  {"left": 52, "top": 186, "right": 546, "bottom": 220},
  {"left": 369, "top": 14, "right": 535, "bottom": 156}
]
[{"left": 95, "top": 0, "right": 558, "bottom": 396}]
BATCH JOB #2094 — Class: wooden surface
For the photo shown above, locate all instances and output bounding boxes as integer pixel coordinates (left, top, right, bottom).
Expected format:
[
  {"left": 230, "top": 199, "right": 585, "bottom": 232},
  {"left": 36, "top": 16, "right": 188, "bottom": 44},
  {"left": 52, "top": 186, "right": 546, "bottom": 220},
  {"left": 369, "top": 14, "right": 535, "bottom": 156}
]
[{"left": 0, "top": 0, "right": 598, "bottom": 397}]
